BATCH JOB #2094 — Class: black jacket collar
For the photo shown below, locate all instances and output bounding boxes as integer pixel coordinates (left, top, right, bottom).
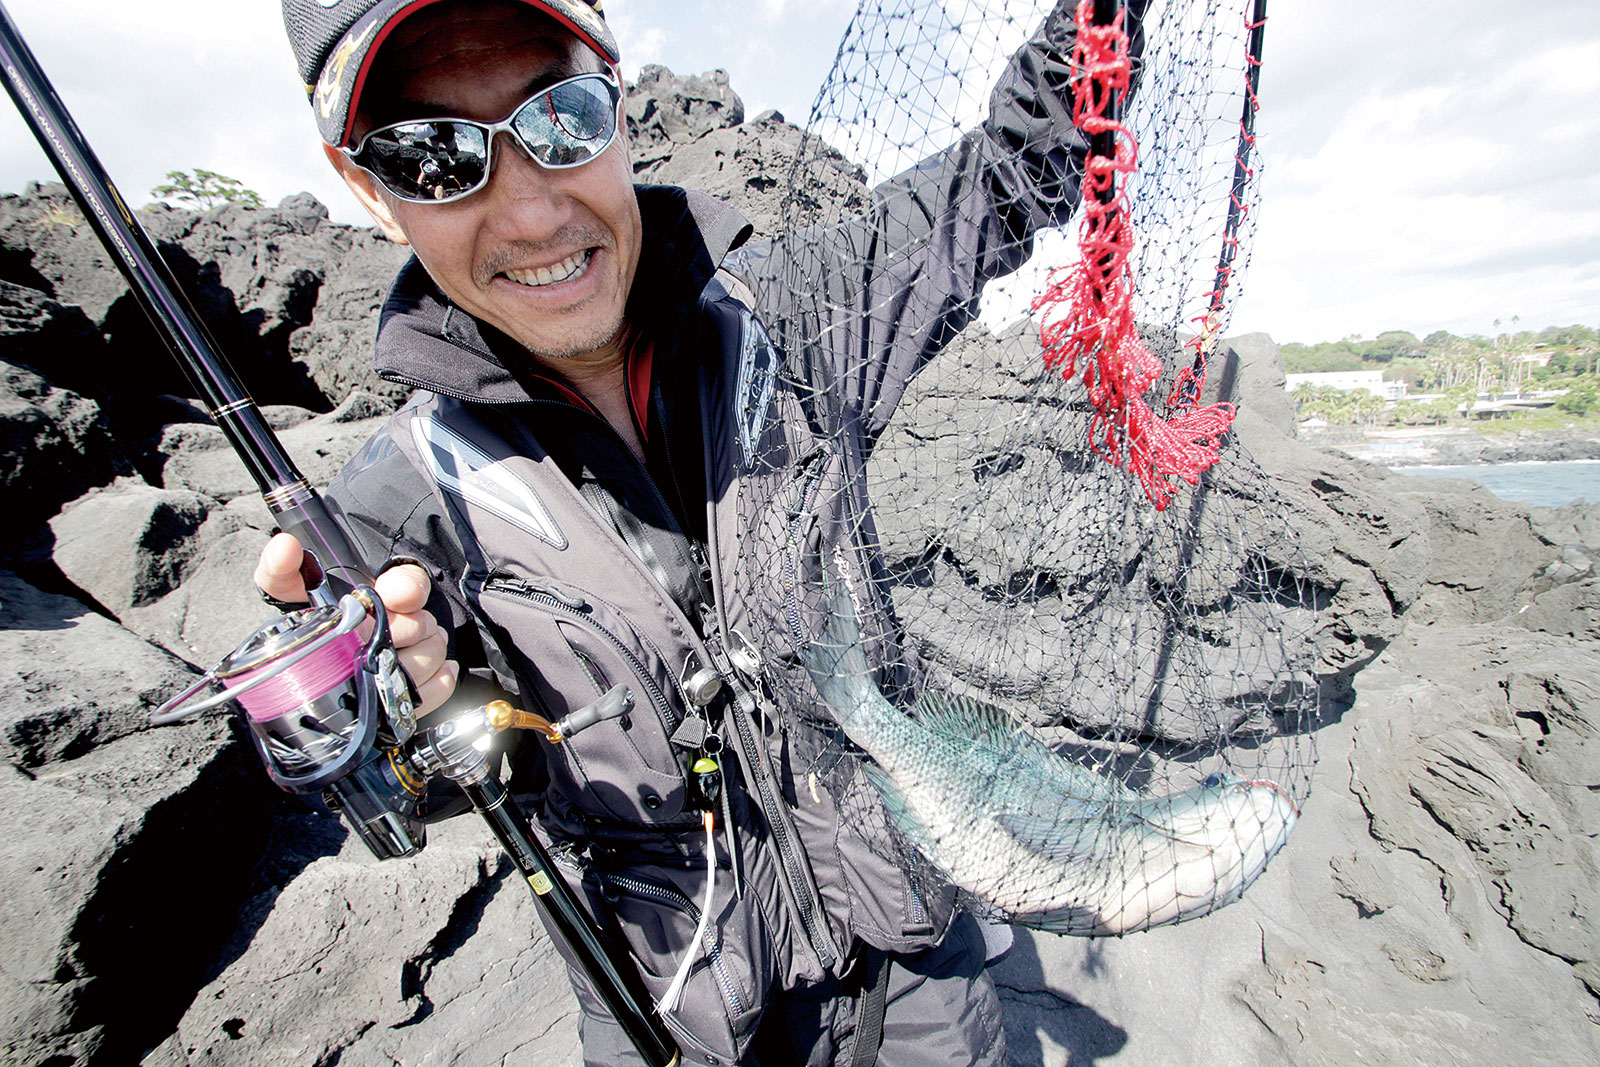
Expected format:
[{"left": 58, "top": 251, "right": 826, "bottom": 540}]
[{"left": 369, "top": 185, "right": 753, "bottom": 404}]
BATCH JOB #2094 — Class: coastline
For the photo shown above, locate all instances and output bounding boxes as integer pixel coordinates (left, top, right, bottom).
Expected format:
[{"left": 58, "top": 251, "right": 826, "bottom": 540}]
[{"left": 1311, "top": 425, "right": 1600, "bottom": 468}]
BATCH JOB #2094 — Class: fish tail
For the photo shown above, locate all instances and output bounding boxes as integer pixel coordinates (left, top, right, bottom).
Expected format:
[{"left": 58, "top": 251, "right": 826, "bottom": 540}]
[{"left": 798, "top": 567, "right": 879, "bottom": 718}]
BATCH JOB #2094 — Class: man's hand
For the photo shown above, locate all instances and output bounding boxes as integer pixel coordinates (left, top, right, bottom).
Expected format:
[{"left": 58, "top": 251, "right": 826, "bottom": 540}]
[{"left": 254, "top": 532, "right": 459, "bottom": 715}]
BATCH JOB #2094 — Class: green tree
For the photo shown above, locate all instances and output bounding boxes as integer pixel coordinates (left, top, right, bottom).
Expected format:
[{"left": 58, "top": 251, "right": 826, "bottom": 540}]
[
  {"left": 1557, "top": 385, "right": 1598, "bottom": 417},
  {"left": 1367, "top": 330, "right": 1421, "bottom": 362},
  {"left": 150, "top": 168, "right": 263, "bottom": 210},
  {"left": 1351, "top": 389, "right": 1386, "bottom": 427}
]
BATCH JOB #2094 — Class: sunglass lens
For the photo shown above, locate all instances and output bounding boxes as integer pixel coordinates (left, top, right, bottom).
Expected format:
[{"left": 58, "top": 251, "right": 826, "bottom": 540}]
[
  {"left": 516, "top": 77, "right": 617, "bottom": 167},
  {"left": 362, "top": 121, "right": 490, "bottom": 201}
]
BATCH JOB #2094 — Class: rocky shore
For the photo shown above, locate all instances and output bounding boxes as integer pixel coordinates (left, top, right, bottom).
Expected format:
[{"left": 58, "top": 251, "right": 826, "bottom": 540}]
[
  {"left": 1315, "top": 425, "right": 1600, "bottom": 469},
  {"left": 3, "top": 68, "right": 1598, "bottom": 1066}
]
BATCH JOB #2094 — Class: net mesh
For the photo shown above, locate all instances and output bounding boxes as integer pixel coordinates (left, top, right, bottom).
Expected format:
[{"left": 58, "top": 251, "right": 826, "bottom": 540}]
[{"left": 730, "top": 0, "right": 1315, "bottom": 935}]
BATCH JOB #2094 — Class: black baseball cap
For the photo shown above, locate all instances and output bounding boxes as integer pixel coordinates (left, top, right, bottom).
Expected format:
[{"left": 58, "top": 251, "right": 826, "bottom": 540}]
[{"left": 282, "top": 0, "right": 620, "bottom": 147}]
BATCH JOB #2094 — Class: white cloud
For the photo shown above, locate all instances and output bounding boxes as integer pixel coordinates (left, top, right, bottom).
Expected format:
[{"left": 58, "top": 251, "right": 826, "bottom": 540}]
[
  {"left": 1, "top": 0, "right": 361, "bottom": 222},
  {"left": 2, "top": 0, "right": 1593, "bottom": 345},
  {"left": 1231, "top": 0, "right": 1600, "bottom": 341}
]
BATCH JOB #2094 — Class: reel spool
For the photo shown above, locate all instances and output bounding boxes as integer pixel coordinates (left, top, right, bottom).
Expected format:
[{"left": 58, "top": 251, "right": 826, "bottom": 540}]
[{"left": 155, "top": 589, "right": 427, "bottom": 860}]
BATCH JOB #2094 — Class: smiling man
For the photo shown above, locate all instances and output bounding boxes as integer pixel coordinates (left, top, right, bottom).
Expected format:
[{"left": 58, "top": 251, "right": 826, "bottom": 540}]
[{"left": 263, "top": 1, "right": 1116, "bottom": 1063}]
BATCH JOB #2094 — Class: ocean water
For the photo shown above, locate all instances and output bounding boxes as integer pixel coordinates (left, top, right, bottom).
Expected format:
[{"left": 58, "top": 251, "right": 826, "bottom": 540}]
[{"left": 1394, "top": 460, "right": 1600, "bottom": 510}]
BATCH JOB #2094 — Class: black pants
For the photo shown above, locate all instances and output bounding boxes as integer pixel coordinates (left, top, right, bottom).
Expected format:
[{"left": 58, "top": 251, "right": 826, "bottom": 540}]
[{"left": 574, "top": 911, "right": 1007, "bottom": 1067}]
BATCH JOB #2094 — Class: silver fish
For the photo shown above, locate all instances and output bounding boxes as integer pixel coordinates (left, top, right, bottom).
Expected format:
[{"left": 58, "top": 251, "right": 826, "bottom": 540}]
[{"left": 800, "top": 574, "right": 1298, "bottom": 936}]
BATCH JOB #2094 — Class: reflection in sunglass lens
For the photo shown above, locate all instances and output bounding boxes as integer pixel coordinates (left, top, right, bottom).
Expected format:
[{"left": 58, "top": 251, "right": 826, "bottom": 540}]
[
  {"left": 517, "top": 78, "right": 617, "bottom": 168},
  {"left": 364, "top": 121, "right": 490, "bottom": 201}
]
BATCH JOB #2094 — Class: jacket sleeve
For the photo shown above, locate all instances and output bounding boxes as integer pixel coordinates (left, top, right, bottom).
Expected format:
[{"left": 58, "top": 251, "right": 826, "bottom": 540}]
[
  {"left": 729, "top": 0, "right": 1147, "bottom": 450},
  {"left": 322, "top": 416, "right": 482, "bottom": 667}
]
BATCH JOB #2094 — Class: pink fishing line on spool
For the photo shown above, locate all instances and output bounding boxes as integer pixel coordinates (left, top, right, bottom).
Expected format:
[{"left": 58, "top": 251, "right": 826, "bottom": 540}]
[{"left": 232, "top": 630, "right": 363, "bottom": 723}]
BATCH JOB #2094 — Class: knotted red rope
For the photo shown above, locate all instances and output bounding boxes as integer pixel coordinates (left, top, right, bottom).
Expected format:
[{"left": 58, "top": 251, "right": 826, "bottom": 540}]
[{"left": 1031, "top": 0, "right": 1236, "bottom": 511}]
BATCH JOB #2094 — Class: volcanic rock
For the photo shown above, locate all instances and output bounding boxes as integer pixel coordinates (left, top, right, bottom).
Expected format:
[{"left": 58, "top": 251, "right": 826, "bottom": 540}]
[
  {"left": 0, "top": 569, "right": 288, "bottom": 1066},
  {"left": 1386, "top": 476, "right": 1555, "bottom": 624},
  {"left": 48, "top": 480, "right": 217, "bottom": 615},
  {"left": 146, "top": 819, "right": 579, "bottom": 1067},
  {"left": 158, "top": 392, "right": 394, "bottom": 503},
  {"left": 1, "top": 352, "right": 131, "bottom": 533},
  {"left": 627, "top": 65, "right": 745, "bottom": 151},
  {"left": 0, "top": 570, "right": 194, "bottom": 769}
]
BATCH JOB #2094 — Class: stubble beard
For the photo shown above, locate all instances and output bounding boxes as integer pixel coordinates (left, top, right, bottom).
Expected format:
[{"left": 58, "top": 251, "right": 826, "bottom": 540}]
[{"left": 477, "top": 227, "right": 629, "bottom": 362}]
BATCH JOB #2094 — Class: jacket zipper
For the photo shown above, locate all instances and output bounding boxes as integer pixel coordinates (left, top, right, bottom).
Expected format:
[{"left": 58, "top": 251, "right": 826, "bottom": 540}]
[
  {"left": 480, "top": 576, "right": 682, "bottom": 732},
  {"left": 652, "top": 381, "right": 717, "bottom": 613},
  {"left": 602, "top": 871, "right": 746, "bottom": 1016},
  {"left": 719, "top": 668, "right": 835, "bottom": 971}
]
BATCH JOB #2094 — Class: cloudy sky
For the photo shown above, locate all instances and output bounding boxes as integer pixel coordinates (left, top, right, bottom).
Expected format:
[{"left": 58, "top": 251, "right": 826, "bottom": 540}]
[{"left": 1, "top": 0, "right": 1594, "bottom": 345}]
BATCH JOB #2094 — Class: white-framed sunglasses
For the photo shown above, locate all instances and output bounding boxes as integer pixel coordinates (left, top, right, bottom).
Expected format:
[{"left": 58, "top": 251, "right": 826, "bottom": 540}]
[{"left": 345, "top": 72, "right": 622, "bottom": 204}]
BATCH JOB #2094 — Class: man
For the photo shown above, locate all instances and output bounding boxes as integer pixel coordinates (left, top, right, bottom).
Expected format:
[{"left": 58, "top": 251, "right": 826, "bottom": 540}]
[{"left": 263, "top": 1, "right": 1108, "bottom": 1062}]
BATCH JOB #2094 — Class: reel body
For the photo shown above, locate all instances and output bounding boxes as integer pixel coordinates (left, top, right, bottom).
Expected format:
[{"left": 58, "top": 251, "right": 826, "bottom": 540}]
[{"left": 156, "top": 590, "right": 426, "bottom": 860}]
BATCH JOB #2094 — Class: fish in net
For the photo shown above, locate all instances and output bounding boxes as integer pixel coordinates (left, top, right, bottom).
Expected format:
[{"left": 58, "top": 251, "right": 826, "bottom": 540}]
[{"left": 725, "top": 0, "right": 1318, "bottom": 936}]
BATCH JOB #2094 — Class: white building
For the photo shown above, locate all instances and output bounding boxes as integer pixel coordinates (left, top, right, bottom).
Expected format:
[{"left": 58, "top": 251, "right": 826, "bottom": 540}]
[{"left": 1285, "top": 370, "right": 1407, "bottom": 402}]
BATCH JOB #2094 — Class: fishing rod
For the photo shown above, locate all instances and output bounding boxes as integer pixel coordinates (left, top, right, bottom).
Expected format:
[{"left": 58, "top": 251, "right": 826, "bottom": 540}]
[{"left": 0, "top": 6, "right": 676, "bottom": 1064}]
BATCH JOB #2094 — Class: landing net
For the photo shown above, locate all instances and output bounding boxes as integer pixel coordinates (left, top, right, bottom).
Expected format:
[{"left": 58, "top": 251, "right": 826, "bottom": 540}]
[{"left": 731, "top": 0, "right": 1318, "bottom": 935}]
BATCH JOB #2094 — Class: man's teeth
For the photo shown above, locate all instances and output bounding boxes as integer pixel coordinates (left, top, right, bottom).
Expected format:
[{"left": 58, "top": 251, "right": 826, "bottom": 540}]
[{"left": 504, "top": 249, "right": 591, "bottom": 288}]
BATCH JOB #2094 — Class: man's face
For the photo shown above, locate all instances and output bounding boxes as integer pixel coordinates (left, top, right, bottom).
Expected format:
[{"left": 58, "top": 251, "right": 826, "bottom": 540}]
[{"left": 335, "top": 2, "right": 640, "bottom": 365}]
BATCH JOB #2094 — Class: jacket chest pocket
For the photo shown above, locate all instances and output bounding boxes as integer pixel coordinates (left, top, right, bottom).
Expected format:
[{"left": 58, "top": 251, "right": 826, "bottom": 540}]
[{"left": 469, "top": 574, "right": 691, "bottom": 826}]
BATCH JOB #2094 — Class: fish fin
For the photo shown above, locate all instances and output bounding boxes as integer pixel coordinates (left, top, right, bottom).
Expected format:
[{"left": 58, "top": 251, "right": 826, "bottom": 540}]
[
  {"left": 1013, "top": 903, "right": 1104, "bottom": 936},
  {"left": 914, "top": 691, "right": 1122, "bottom": 804},
  {"left": 912, "top": 691, "right": 1024, "bottom": 752},
  {"left": 991, "top": 807, "right": 1113, "bottom": 866}
]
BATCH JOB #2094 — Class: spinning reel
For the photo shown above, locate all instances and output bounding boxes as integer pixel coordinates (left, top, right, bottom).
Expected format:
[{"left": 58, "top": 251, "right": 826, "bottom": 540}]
[
  {"left": 154, "top": 588, "right": 428, "bottom": 860},
  {"left": 151, "top": 583, "right": 637, "bottom": 862}
]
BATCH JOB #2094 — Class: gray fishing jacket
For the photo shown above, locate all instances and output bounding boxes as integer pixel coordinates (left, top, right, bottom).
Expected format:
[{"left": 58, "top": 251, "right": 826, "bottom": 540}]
[{"left": 322, "top": 10, "right": 1091, "bottom": 1062}]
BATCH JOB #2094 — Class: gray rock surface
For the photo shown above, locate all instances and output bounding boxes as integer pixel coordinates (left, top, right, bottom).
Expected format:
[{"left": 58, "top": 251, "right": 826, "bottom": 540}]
[
  {"left": 627, "top": 65, "right": 745, "bottom": 150},
  {"left": 145, "top": 820, "right": 580, "bottom": 1067},
  {"left": 49, "top": 480, "right": 217, "bottom": 615},
  {"left": 1332, "top": 426, "right": 1600, "bottom": 469},
  {"left": 0, "top": 571, "right": 287, "bottom": 1066},
  {"left": 0, "top": 571, "right": 193, "bottom": 768},
  {"left": 1, "top": 352, "right": 131, "bottom": 529}
]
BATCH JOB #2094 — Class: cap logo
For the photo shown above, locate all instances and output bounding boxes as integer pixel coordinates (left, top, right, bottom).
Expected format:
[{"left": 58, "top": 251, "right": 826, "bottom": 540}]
[
  {"left": 566, "top": 1, "right": 605, "bottom": 35},
  {"left": 316, "top": 21, "right": 377, "bottom": 119}
]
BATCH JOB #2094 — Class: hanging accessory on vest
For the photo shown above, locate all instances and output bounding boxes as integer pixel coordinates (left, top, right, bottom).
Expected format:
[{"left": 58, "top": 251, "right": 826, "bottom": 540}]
[{"left": 659, "top": 754, "right": 724, "bottom": 1015}]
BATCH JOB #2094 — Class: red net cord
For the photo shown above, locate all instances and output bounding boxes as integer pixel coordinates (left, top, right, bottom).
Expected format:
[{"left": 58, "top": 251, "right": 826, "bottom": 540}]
[{"left": 1031, "top": 0, "right": 1237, "bottom": 511}]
